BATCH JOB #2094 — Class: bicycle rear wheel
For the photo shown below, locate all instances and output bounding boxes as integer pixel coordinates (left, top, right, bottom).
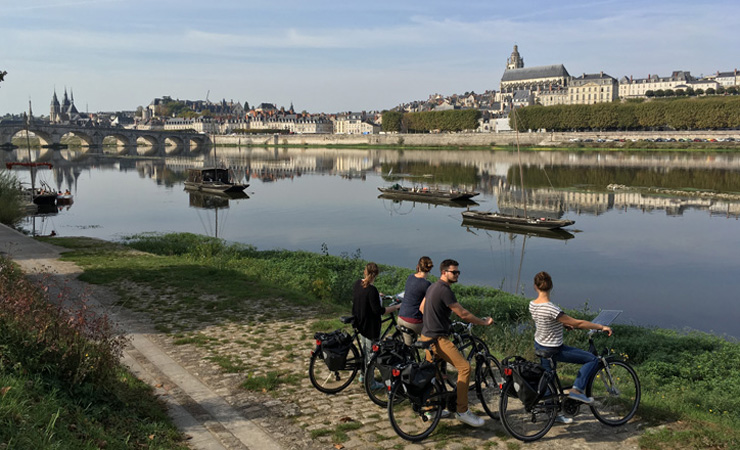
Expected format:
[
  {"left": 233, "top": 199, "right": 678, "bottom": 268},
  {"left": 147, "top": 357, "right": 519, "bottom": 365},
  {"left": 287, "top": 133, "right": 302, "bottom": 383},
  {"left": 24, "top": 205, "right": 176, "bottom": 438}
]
[
  {"left": 364, "top": 355, "right": 389, "bottom": 407},
  {"left": 587, "top": 360, "right": 640, "bottom": 426},
  {"left": 308, "top": 344, "right": 360, "bottom": 394},
  {"left": 474, "top": 354, "right": 504, "bottom": 419},
  {"left": 499, "top": 380, "right": 558, "bottom": 442},
  {"left": 387, "top": 381, "right": 442, "bottom": 442}
]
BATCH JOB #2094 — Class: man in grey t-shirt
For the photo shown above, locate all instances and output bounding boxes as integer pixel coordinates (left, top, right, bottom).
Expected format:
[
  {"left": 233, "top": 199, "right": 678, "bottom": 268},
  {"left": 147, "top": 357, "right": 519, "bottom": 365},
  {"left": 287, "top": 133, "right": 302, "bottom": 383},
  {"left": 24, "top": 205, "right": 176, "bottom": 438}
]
[{"left": 420, "top": 259, "right": 493, "bottom": 428}]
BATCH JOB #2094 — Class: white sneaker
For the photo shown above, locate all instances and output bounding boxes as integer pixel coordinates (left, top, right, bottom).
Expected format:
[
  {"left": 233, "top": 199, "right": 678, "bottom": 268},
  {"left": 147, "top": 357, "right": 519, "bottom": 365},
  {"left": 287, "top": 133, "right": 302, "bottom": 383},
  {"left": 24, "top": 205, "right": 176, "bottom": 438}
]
[
  {"left": 556, "top": 414, "right": 573, "bottom": 424},
  {"left": 455, "top": 409, "right": 485, "bottom": 427}
]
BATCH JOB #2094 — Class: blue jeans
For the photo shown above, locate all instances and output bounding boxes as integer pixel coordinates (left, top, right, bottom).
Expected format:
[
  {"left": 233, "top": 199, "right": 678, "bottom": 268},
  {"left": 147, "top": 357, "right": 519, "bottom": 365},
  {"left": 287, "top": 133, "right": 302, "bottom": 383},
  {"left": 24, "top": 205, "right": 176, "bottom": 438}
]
[{"left": 534, "top": 342, "right": 599, "bottom": 393}]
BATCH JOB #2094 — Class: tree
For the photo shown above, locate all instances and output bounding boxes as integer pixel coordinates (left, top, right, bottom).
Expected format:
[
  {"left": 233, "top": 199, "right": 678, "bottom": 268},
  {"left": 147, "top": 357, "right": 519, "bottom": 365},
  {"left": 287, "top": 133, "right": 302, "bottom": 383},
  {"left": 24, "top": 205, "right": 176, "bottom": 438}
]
[
  {"left": 695, "top": 88, "right": 704, "bottom": 96},
  {"left": 706, "top": 88, "right": 716, "bottom": 95},
  {"left": 645, "top": 90, "right": 655, "bottom": 98},
  {"left": 727, "top": 86, "right": 738, "bottom": 95},
  {"left": 381, "top": 110, "right": 403, "bottom": 133}
]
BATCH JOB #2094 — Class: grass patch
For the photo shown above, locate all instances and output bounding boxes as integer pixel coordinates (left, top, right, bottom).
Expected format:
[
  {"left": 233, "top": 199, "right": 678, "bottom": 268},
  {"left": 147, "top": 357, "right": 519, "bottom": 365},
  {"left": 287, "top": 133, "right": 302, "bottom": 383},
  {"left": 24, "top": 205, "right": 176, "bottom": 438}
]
[
  {"left": 241, "top": 370, "right": 302, "bottom": 392},
  {"left": 46, "top": 232, "right": 740, "bottom": 449}
]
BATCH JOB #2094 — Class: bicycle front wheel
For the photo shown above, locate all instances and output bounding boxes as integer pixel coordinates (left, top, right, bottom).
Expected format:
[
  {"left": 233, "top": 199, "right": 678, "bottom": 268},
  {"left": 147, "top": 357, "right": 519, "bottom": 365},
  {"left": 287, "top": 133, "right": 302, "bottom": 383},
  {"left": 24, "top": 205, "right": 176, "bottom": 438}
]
[
  {"left": 364, "top": 354, "right": 389, "bottom": 407},
  {"left": 308, "top": 344, "right": 360, "bottom": 394},
  {"left": 499, "top": 380, "right": 558, "bottom": 442},
  {"left": 474, "top": 354, "right": 504, "bottom": 419},
  {"left": 387, "top": 381, "right": 442, "bottom": 442},
  {"left": 587, "top": 359, "right": 640, "bottom": 426}
]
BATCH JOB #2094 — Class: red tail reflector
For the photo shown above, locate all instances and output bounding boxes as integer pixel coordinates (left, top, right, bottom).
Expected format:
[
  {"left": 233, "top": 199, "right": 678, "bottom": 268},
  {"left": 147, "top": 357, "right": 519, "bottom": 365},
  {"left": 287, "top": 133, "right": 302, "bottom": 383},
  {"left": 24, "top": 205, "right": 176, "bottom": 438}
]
[
  {"left": 372, "top": 344, "right": 379, "bottom": 352},
  {"left": 504, "top": 368, "right": 512, "bottom": 376},
  {"left": 392, "top": 368, "right": 401, "bottom": 377},
  {"left": 316, "top": 340, "right": 322, "bottom": 346}
]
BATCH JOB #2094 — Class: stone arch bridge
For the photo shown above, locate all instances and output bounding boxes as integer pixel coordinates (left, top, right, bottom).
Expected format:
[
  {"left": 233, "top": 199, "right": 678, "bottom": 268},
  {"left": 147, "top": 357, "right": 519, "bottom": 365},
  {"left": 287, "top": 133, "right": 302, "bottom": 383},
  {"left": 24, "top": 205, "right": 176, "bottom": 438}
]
[{"left": 0, "top": 122, "right": 210, "bottom": 155}]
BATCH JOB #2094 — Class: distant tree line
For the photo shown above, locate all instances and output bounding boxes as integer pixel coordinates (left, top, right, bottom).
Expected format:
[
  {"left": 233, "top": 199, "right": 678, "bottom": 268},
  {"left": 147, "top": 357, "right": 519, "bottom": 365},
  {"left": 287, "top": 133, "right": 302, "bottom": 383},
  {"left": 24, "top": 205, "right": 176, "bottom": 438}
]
[
  {"left": 646, "top": 86, "right": 738, "bottom": 98},
  {"left": 513, "top": 96, "right": 740, "bottom": 131},
  {"left": 382, "top": 109, "right": 481, "bottom": 133}
]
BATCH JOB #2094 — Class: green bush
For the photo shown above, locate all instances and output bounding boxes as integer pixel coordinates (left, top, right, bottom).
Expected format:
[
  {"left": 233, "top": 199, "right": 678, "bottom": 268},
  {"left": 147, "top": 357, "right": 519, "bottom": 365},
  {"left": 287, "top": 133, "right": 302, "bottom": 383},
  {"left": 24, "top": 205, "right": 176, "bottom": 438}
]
[
  {"left": 0, "top": 256, "right": 125, "bottom": 387},
  {"left": 0, "top": 170, "right": 25, "bottom": 227}
]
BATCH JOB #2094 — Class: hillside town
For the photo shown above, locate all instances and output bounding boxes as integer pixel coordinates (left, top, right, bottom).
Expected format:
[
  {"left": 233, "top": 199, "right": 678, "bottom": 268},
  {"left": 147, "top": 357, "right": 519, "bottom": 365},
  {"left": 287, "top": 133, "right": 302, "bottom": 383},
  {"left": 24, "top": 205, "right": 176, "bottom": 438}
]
[{"left": 6, "top": 45, "right": 740, "bottom": 135}]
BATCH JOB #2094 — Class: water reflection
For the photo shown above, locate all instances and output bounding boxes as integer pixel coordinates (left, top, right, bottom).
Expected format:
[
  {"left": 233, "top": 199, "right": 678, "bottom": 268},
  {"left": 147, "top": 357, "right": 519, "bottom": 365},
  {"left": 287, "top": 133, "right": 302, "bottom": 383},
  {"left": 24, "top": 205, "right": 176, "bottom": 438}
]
[{"left": 2, "top": 146, "right": 740, "bottom": 337}]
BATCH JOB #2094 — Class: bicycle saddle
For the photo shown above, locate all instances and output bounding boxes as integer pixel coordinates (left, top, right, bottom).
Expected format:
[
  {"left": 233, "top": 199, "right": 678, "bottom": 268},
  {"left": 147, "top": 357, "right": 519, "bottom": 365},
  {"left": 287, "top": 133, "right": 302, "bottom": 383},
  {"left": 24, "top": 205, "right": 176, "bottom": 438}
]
[
  {"left": 340, "top": 316, "right": 356, "bottom": 325},
  {"left": 396, "top": 324, "right": 417, "bottom": 338},
  {"left": 535, "top": 348, "right": 558, "bottom": 359},
  {"left": 413, "top": 339, "right": 435, "bottom": 350}
]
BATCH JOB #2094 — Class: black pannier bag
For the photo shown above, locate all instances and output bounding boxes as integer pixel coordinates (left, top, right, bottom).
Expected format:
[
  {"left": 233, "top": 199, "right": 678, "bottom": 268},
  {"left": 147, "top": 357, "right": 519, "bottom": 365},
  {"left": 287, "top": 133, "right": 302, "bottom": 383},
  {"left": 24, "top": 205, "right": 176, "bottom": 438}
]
[
  {"left": 502, "top": 356, "right": 548, "bottom": 407},
  {"left": 400, "top": 361, "right": 436, "bottom": 402},
  {"left": 375, "top": 338, "right": 407, "bottom": 381},
  {"left": 315, "top": 330, "right": 352, "bottom": 371}
]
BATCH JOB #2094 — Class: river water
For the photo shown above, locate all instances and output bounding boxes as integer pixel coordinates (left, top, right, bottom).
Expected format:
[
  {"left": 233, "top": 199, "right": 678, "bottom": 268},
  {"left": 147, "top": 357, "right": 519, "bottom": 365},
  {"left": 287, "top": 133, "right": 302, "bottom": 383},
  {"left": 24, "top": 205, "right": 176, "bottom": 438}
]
[{"left": 3, "top": 146, "right": 739, "bottom": 338}]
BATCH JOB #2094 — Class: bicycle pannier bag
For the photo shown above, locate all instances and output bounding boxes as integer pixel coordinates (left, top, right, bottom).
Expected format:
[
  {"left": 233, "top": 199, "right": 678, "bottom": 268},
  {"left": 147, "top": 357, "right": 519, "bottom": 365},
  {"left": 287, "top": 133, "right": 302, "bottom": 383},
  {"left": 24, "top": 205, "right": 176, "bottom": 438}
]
[
  {"left": 375, "top": 339, "right": 406, "bottom": 381},
  {"left": 315, "top": 330, "right": 352, "bottom": 371},
  {"left": 400, "top": 361, "right": 436, "bottom": 401},
  {"left": 504, "top": 356, "right": 548, "bottom": 406}
]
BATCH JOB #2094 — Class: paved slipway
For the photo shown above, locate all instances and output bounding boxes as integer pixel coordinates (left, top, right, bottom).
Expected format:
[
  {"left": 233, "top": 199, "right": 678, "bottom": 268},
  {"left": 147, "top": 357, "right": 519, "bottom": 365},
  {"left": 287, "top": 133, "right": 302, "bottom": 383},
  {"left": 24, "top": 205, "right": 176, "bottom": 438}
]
[{"left": 1, "top": 224, "right": 644, "bottom": 450}]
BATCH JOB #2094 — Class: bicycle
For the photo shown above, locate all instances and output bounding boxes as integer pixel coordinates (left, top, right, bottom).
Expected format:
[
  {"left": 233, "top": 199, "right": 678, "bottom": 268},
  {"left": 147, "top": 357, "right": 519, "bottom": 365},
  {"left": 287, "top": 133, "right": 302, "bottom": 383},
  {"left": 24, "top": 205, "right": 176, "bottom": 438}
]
[
  {"left": 364, "top": 320, "right": 503, "bottom": 409},
  {"left": 386, "top": 332, "right": 503, "bottom": 442},
  {"left": 308, "top": 295, "right": 401, "bottom": 394},
  {"left": 498, "top": 312, "right": 640, "bottom": 442}
]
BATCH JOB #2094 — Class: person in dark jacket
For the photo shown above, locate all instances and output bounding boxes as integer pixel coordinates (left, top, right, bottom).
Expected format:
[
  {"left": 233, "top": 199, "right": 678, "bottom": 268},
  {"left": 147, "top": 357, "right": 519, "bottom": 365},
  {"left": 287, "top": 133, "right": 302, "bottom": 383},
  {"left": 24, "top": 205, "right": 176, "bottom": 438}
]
[{"left": 352, "top": 262, "right": 400, "bottom": 370}]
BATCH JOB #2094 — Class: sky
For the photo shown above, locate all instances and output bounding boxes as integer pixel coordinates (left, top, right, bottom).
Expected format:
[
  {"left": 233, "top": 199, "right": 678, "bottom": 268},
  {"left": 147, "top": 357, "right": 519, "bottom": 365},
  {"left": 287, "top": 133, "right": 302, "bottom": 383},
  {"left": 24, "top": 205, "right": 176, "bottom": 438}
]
[{"left": 1, "top": 0, "right": 739, "bottom": 115}]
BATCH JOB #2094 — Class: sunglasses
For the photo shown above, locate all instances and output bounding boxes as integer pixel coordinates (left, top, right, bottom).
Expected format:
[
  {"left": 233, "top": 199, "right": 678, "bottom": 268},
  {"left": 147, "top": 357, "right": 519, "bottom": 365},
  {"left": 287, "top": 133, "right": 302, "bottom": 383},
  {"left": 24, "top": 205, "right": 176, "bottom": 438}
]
[{"left": 446, "top": 270, "right": 461, "bottom": 275}]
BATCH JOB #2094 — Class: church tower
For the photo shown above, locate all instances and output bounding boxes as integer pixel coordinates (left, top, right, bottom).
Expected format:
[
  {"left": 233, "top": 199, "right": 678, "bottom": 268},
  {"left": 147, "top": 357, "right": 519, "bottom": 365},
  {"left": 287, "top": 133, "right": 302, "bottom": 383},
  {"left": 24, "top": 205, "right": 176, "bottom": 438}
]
[
  {"left": 507, "top": 45, "right": 524, "bottom": 70},
  {"left": 50, "top": 90, "right": 61, "bottom": 123}
]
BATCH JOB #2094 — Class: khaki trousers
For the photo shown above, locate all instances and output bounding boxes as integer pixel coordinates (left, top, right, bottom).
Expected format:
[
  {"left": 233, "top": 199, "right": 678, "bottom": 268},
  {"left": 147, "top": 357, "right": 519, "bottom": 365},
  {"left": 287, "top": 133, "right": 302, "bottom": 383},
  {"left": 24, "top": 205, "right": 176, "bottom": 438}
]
[{"left": 421, "top": 334, "right": 470, "bottom": 413}]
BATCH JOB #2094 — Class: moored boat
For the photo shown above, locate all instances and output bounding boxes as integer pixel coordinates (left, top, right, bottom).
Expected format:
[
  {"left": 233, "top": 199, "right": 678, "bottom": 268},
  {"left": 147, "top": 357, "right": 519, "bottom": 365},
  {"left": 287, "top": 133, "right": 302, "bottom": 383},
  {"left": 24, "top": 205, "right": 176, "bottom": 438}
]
[
  {"left": 377, "top": 184, "right": 479, "bottom": 202},
  {"left": 461, "top": 216, "right": 575, "bottom": 240},
  {"left": 184, "top": 168, "right": 248, "bottom": 194},
  {"left": 461, "top": 210, "right": 575, "bottom": 231}
]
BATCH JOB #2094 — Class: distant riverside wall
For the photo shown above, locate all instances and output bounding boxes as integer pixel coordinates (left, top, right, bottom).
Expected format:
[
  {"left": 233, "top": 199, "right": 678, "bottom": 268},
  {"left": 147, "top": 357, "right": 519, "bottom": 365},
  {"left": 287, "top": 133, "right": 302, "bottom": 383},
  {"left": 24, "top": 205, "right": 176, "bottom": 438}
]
[{"left": 210, "top": 130, "right": 740, "bottom": 147}]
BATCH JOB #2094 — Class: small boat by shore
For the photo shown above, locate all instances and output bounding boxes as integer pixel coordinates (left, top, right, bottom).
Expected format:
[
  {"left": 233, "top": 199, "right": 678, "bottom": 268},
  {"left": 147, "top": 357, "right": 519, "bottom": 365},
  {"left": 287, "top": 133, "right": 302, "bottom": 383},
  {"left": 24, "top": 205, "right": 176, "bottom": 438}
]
[
  {"left": 378, "top": 193, "right": 478, "bottom": 208},
  {"left": 461, "top": 216, "right": 575, "bottom": 240},
  {"left": 56, "top": 191, "right": 74, "bottom": 205},
  {"left": 378, "top": 184, "right": 479, "bottom": 202},
  {"left": 461, "top": 210, "right": 575, "bottom": 231},
  {"left": 184, "top": 168, "right": 248, "bottom": 194}
]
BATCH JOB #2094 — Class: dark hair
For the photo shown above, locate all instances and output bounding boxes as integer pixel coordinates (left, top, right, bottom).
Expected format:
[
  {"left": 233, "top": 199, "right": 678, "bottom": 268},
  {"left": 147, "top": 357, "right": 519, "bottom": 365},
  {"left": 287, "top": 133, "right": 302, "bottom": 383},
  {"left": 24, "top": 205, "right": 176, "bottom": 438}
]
[
  {"left": 362, "top": 262, "right": 379, "bottom": 288},
  {"left": 534, "top": 271, "right": 553, "bottom": 292},
  {"left": 416, "top": 256, "right": 433, "bottom": 273},
  {"left": 439, "top": 259, "right": 459, "bottom": 274}
]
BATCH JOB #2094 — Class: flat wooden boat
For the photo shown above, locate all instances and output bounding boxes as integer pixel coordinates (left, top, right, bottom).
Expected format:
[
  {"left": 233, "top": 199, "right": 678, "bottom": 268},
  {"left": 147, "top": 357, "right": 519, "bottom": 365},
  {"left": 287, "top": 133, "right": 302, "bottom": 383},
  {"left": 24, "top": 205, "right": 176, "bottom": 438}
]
[
  {"left": 378, "top": 193, "right": 478, "bottom": 208},
  {"left": 378, "top": 185, "right": 479, "bottom": 202},
  {"left": 461, "top": 210, "right": 575, "bottom": 231},
  {"left": 184, "top": 168, "right": 248, "bottom": 194},
  {"left": 461, "top": 217, "right": 575, "bottom": 240}
]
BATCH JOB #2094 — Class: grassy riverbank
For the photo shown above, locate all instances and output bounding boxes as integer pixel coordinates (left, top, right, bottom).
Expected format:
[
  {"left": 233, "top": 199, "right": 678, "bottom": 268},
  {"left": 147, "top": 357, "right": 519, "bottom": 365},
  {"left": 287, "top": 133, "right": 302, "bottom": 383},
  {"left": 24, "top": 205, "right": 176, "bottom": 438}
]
[
  {"left": 0, "top": 255, "right": 188, "bottom": 449},
  {"left": 30, "top": 233, "right": 740, "bottom": 448}
]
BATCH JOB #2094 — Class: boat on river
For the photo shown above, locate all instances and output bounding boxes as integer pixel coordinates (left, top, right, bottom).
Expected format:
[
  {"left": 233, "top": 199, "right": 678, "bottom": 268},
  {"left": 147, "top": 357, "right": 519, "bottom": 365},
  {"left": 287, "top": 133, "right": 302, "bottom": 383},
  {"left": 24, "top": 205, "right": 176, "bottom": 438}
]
[
  {"left": 184, "top": 168, "right": 248, "bottom": 194},
  {"left": 461, "top": 210, "right": 575, "bottom": 231},
  {"left": 378, "top": 184, "right": 479, "bottom": 202},
  {"left": 461, "top": 215, "right": 575, "bottom": 239},
  {"left": 6, "top": 162, "right": 57, "bottom": 206}
]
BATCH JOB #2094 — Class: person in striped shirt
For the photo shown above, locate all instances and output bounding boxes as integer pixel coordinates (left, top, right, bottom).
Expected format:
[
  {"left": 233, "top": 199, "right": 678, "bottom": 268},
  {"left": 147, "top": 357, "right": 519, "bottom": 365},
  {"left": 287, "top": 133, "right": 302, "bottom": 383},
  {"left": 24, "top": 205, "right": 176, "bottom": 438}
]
[{"left": 529, "top": 271, "right": 612, "bottom": 411}]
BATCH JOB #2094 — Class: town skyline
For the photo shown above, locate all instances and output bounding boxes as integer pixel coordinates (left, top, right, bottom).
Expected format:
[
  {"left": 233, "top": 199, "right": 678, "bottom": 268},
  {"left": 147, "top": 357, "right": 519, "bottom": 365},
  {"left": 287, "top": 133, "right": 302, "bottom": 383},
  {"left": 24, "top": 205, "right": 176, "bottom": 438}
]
[{"left": 1, "top": 0, "right": 739, "bottom": 116}]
